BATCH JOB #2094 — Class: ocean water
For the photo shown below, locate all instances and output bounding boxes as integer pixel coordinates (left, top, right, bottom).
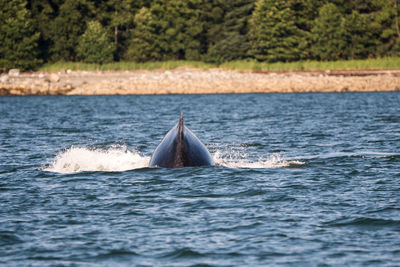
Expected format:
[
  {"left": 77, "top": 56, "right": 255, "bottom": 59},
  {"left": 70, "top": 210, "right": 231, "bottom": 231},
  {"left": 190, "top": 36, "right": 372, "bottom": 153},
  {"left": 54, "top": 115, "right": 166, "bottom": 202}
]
[{"left": 1, "top": 93, "right": 399, "bottom": 266}]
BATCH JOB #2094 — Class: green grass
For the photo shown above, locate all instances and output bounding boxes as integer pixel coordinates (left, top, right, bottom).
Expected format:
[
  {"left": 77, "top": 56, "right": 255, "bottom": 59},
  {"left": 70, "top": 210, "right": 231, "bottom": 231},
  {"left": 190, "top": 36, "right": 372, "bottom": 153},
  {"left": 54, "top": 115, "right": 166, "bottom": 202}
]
[
  {"left": 220, "top": 57, "right": 400, "bottom": 71},
  {"left": 39, "top": 60, "right": 216, "bottom": 72},
  {"left": 39, "top": 57, "right": 400, "bottom": 72}
]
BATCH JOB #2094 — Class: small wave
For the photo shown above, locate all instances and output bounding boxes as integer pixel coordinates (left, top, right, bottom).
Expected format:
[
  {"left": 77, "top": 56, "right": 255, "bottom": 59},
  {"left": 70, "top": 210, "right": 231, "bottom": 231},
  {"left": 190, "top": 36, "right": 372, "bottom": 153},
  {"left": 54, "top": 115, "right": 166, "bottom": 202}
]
[
  {"left": 213, "top": 150, "right": 304, "bottom": 169},
  {"left": 159, "top": 247, "right": 204, "bottom": 259},
  {"left": 326, "top": 217, "right": 400, "bottom": 228},
  {"left": 44, "top": 145, "right": 150, "bottom": 174},
  {"left": 93, "top": 249, "right": 139, "bottom": 260},
  {"left": 0, "top": 231, "right": 23, "bottom": 245},
  {"left": 303, "top": 151, "right": 400, "bottom": 160}
]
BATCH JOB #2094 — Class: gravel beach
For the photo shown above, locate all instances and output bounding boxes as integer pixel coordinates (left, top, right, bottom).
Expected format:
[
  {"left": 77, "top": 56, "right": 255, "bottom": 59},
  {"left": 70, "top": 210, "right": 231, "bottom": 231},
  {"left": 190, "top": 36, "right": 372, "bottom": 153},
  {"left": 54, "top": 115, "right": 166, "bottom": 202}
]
[{"left": 1, "top": 68, "right": 399, "bottom": 95}]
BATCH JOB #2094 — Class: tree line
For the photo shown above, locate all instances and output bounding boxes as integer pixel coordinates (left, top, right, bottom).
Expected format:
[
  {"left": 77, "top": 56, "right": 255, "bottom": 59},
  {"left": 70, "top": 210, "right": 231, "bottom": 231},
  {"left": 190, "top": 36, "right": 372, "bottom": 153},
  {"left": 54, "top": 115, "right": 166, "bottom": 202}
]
[{"left": 1, "top": 0, "right": 399, "bottom": 70}]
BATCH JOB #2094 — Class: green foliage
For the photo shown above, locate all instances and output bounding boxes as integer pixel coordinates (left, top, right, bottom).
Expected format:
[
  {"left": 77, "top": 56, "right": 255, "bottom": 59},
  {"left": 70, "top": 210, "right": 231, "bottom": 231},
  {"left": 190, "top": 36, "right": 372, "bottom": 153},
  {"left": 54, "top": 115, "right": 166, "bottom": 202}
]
[
  {"left": 40, "top": 57, "right": 400, "bottom": 72},
  {"left": 29, "top": 0, "right": 58, "bottom": 60},
  {"left": 49, "top": 0, "right": 94, "bottom": 61},
  {"left": 342, "top": 11, "right": 376, "bottom": 59},
  {"left": 205, "top": 0, "right": 255, "bottom": 64},
  {"left": 249, "top": 0, "right": 301, "bottom": 62},
  {"left": 77, "top": 21, "right": 116, "bottom": 64},
  {"left": 0, "top": 0, "right": 41, "bottom": 70},
  {"left": 0, "top": 0, "right": 398, "bottom": 70},
  {"left": 287, "top": 0, "right": 325, "bottom": 59},
  {"left": 124, "top": 7, "right": 160, "bottom": 61},
  {"left": 219, "top": 57, "right": 400, "bottom": 71},
  {"left": 126, "top": 0, "right": 205, "bottom": 61},
  {"left": 95, "top": 0, "right": 148, "bottom": 60},
  {"left": 372, "top": 0, "right": 400, "bottom": 56},
  {"left": 40, "top": 60, "right": 216, "bottom": 71},
  {"left": 311, "top": 3, "right": 346, "bottom": 61}
]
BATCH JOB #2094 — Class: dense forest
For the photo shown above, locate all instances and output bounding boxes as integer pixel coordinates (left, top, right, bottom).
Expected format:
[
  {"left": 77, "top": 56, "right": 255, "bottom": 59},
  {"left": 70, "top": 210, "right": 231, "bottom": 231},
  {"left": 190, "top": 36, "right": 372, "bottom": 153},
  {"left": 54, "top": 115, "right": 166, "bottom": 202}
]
[{"left": 1, "top": 0, "right": 400, "bottom": 70}]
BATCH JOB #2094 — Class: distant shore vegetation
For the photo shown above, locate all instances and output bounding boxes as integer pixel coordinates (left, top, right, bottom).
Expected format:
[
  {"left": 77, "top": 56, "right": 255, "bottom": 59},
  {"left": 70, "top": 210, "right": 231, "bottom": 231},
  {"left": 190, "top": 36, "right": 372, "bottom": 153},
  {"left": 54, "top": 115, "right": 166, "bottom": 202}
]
[
  {"left": 1, "top": 0, "right": 400, "bottom": 71},
  {"left": 40, "top": 57, "right": 400, "bottom": 72}
]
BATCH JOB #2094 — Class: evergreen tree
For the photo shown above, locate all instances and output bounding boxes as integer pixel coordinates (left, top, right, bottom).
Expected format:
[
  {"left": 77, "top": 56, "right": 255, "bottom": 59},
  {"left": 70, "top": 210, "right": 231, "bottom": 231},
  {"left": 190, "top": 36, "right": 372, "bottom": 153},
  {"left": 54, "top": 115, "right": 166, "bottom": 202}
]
[
  {"left": 76, "top": 21, "right": 116, "bottom": 63},
  {"left": 287, "top": 0, "right": 325, "bottom": 60},
  {"left": 201, "top": 0, "right": 225, "bottom": 61},
  {"left": 95, "top": 0, "right": 151, "bottom": 60},
  {"left": 96, "top": 0, "right": 133, "bottom": 46},
  {"left": 342, "top": 10, "right": 376, "bottom": 59},
  {"left": 249, "top": 0, "right": 301, "bottom": 62},
  {"left": 126, "top": 0, "right": 205, "bottom": 61},
  {"left": 2, "top": 0, "right": 400, "bottom": 66},
  {"left": 0, "top": 0, "right": 41, "bottom": 70},
  {"left": 29, "top": 0, "right": 59, "bottom": 61},
  {"left": 205, "top": 0, "right": 255, "bottom": 63},
  {"left": 310, "top": 3, "right": 346, "bottom": 61},
  {"left": 163, "top": 0, "right": 204, "bottom": 60},
  {"left": 372, "top": 0, "right": 400, "bottom": 56},
  {"left": 49, "top": 0, "right": 94, "bottom": 61},
  {"left": 125, "top": 7, "right": 161, "bottom": 61}
]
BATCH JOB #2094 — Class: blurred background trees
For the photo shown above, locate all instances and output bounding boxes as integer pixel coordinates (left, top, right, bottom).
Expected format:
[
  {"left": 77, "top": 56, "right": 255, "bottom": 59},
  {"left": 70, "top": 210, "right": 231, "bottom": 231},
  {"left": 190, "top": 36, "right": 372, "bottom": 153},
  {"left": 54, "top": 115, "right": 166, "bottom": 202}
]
[
  {"left": 1, "top": 0, "right": 399, "bottom": 70},
  {"left": 249, "top": 0, "right": 301, "bottom": 62},
  {"left": 76, "top": 20, "right": 115, "bottom": 63},
  {"left": 0, "top": 0, "right": 41, "bottom": 70}
]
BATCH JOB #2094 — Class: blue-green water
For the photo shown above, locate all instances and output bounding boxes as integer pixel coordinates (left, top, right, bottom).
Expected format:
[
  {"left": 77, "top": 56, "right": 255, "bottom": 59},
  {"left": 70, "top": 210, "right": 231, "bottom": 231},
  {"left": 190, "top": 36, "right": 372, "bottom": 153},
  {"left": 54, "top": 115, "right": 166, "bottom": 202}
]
[{"left": 1, "top": 93, "right": 400, "bottom": 266}]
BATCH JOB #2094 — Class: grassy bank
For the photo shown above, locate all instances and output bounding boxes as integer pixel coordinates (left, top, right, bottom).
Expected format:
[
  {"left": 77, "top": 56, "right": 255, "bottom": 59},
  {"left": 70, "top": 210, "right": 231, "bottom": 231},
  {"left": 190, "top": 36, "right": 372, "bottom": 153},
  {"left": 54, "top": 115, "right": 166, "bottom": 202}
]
[
  {"left": 39, "top": 61, "right": 215, "bottom": 72},
  {"left": 221, "top": 57, "right": 400, "bottom": 71},
  {"left": 39, "top": 57, "right": 400, "bottom": 72}
]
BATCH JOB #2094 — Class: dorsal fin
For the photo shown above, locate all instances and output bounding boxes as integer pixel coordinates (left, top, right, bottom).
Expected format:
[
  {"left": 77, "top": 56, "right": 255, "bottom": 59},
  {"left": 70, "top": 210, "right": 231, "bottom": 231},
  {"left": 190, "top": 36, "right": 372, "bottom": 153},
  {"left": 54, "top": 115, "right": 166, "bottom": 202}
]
[
  {"left": 174, "top": 113, "right": 185, "bottom": 168},
  {"left": 178, "top": 113, "right": 184, "bottom": 140}
]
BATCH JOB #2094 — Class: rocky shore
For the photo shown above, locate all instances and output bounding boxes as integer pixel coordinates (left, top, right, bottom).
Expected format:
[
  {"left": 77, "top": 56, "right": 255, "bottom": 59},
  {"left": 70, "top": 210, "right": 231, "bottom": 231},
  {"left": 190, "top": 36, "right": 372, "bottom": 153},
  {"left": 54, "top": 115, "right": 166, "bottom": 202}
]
[{"left": 1, "top": 68, "right": 399, "bottom": 96}]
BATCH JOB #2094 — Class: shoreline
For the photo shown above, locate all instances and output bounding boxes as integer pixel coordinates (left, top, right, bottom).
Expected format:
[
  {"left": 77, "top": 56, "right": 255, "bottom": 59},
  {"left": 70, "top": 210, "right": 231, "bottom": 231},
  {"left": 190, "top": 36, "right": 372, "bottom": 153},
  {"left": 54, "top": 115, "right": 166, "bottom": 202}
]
[{"left": 1, "top": 68, "right": 400, "bottom": 96}]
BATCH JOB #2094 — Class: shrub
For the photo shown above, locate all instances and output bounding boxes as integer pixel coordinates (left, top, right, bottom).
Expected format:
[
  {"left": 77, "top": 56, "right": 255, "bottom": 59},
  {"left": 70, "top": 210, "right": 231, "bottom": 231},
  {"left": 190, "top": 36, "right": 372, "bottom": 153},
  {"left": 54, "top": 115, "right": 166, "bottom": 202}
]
[{"left": 76, "top": 21, "right": 116, "bottom": 64}]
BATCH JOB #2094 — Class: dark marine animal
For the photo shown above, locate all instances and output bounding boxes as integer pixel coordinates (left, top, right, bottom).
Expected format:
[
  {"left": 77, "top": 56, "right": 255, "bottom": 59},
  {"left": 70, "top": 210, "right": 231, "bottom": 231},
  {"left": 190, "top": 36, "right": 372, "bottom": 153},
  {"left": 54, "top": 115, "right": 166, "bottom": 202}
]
[{"left": 149, "top": 114, "right": 214, "bottom": 168}]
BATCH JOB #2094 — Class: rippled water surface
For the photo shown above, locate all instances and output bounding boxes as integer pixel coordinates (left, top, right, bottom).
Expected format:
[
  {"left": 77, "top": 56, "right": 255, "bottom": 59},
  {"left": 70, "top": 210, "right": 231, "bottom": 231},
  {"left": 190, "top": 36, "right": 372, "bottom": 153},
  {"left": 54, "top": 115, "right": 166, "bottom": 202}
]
[{"left": 1, "top": 93, "right": 400, "bottom": 266}]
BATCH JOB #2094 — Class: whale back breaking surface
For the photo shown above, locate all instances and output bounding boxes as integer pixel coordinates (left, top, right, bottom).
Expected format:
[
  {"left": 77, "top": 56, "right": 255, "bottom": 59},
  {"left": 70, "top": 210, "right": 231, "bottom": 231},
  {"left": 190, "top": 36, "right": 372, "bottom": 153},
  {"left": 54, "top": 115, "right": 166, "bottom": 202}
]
[{"left": 149, "top": 114, "right": 214, "bottom": 168}]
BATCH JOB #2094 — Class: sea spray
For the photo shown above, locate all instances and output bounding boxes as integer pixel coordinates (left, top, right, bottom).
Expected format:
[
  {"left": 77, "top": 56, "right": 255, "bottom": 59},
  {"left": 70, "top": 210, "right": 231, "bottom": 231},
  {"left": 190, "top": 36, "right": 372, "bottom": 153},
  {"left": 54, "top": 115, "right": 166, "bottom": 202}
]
[
  {"left": 212, "top": 148, "right": 304, "bottom": 169},
  {"left": 45, "top": 144, "right": 304, "bottom": 173},
  {"left": 44, "top": 145, "right": 150, "bottom": 174}
]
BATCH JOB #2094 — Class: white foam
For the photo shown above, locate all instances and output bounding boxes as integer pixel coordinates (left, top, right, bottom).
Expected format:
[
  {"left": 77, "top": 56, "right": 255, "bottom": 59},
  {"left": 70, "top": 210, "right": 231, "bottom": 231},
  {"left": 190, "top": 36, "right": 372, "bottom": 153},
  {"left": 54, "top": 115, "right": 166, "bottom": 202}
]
[
  {"left": 44, "top": 145, "right": 150, "bottom": 174},
  {"left": 44, "top": 144, "right": 303, "bottom": 173},
  {"left": 213, "top": 150, "right": 304, "bottom": 169}
]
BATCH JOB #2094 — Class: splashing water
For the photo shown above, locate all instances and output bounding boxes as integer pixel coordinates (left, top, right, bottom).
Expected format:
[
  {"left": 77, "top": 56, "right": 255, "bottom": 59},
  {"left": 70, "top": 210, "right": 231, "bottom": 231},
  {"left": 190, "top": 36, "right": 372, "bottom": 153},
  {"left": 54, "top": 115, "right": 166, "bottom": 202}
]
[
  {"left": 44, "top": 144, "right": 304, "bottom": 174},
  {"left": 213, "top": 149, "right": 304, "bottom": 168},
  {"left": 44, "top": 145, "right": 150, "bottom": 174}
]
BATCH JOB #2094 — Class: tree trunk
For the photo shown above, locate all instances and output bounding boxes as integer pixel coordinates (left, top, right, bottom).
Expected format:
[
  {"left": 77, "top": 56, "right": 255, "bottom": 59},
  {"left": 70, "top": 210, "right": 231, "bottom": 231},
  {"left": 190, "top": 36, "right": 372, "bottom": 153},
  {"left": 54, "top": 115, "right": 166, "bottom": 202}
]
[
  {"left": 395, "top": 0, "right": 400, "bottom": 38},
  {"left": 114, "top": 10, "right": 118, "bottom": 45}
]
